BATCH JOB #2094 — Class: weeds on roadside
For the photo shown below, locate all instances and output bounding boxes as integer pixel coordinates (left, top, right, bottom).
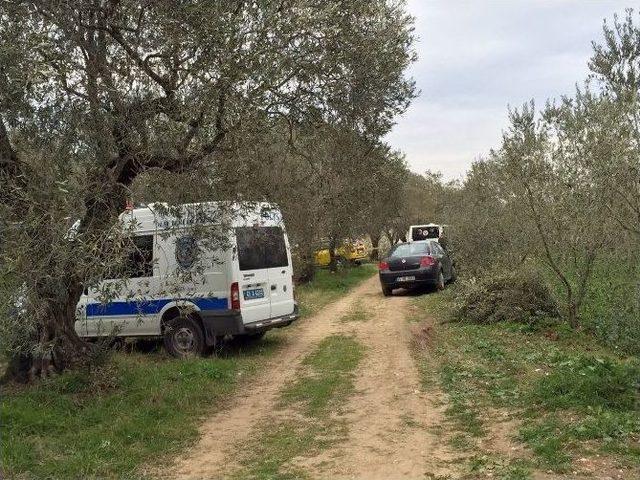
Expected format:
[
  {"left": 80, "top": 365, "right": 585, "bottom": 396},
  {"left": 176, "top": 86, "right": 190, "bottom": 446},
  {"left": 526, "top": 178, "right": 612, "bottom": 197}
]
[{"left": 412, "top": 290, "right": 640, "bottom": 476}]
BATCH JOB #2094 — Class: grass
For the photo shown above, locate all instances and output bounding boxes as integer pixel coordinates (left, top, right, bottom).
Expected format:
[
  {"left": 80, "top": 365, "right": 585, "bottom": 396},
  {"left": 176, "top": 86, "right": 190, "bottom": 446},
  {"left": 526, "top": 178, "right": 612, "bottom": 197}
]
[
  {"left": 295, "top": 264, "right": 376, "bottom": 317},
  {"left": 339, "top": 301, "right": 368, "bottom": 323},
  {"left": 232, "top": 335, "right": 365, "bottom": 479},
  {"left": 1, "top": 265, "right": 375, "bottom": 479},
  {"left": 1, "top": 342, "right": 280, "bottom": 480},
  {"left": 547, "top": 256, "right": 640, "bottom": 356},
  {"left": 412, "top": 288, "right": 640, "bottom": 477}
]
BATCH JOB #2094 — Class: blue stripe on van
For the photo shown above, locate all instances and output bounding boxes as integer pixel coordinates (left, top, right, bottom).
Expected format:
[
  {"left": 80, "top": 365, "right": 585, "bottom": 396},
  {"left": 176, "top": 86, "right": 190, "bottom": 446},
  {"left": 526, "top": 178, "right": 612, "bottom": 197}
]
[{"left": 85, "top": 297, "right": 228, "bottom": 317}]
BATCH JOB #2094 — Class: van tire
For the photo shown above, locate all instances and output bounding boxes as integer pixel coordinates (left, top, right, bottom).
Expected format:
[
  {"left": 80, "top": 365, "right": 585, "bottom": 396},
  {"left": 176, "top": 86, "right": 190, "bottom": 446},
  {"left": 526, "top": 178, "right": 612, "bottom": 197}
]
[
  {"left": 163, "top": 316, "right": 205, "bottom": 358},
  {"left": 382, "top": 285, "right": 393, "bottom": 296}
]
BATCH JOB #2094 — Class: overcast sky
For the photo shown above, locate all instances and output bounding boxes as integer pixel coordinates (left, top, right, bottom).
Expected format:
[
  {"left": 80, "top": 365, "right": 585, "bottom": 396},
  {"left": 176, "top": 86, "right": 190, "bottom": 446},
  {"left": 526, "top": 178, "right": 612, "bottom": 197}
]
[{"left": 385, "top": 0, "right": 631, "bottom": 180}]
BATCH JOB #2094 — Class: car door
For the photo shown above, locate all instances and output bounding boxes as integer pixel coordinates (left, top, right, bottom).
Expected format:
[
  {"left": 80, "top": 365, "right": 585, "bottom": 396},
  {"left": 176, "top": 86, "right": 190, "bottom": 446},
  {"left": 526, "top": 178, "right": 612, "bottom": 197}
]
[
  {"left": 235, "top": 227, "right": 272, "bottom": 324},
  {"left": 265, "top": 228, "right": 295, "bottom": 318},
  {"left": 431, "top": 242, "right": 452, "bottom": 280}
]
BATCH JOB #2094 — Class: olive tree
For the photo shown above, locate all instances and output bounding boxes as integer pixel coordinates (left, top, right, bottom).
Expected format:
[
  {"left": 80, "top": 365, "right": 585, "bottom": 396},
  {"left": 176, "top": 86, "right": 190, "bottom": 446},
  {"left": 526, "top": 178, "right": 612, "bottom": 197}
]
[
  {"left": 0, "top": 0, "right": 416, "bottom": 380},
  {"left": 499, "top": 101, "right": 613, "bottom": 328},
  {"left": 589, "top": 9, "right": 640, "bottom": 238}
]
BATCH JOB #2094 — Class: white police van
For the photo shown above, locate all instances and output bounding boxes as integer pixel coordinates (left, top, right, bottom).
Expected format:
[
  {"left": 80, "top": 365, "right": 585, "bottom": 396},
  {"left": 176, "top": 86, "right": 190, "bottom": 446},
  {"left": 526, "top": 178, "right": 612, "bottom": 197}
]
[{"left": 74, "top": 202, "right": 298, "bottom": 357}]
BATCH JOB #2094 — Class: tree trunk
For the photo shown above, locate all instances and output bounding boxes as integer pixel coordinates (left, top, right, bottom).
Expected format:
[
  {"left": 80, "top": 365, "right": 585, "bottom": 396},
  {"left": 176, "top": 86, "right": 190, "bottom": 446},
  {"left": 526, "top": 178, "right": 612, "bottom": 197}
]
[
  {"left": 328, "top": 236, "right": 338, "bottom": 273},
  {"left": 567, "top": 301, "right": 579, "bottom": 330},
  {"left": 370, "top": 232, "right": 380, "bottom": 261},
  {"left": 295, "top": 247, "right": 316, "bottom": 284},
  {"left": 3, "top": 280, "right": 93, "bottom": 383}
]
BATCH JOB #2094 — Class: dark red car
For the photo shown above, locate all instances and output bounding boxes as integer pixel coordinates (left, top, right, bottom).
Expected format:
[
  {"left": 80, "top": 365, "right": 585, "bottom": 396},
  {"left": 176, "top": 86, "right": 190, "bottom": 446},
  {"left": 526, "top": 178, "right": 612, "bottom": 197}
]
[{"left": 378, "top": 240, "right": 456, "bottom": 296}]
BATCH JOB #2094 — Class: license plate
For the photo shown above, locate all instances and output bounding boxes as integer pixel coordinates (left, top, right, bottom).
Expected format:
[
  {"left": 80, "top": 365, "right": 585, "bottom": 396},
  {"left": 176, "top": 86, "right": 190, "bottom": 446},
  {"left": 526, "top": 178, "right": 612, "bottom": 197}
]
[
  {"left": 243, "top": 288, "right": 265, "bottom": 300},
  {"left": 396, "top": 276, "right": 416, "bottom": 282}
]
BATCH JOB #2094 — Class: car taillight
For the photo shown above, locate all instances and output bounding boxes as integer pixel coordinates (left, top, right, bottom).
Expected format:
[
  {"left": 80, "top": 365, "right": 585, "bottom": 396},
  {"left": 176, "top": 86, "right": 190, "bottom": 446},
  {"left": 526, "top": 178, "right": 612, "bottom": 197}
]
[
  {"left": 378, "top": 261, "right": 389, "bottom": 271},
  {"left": 230, "top": 282, "right": 240, "bottom": 310},
  {"left": 420, "top": 256, "right": 436, "bottom": 267}
]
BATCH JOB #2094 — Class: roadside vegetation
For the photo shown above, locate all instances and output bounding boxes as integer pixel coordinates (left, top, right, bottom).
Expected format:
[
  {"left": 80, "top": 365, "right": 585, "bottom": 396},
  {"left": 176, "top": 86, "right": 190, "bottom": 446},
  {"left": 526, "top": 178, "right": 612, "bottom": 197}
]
[
  {"left": 411, "top": 11, "right": 640, "bottom": 359},
  {"left": 0, "top": 267, "right": 375, "bottom": 480},
  {"left": 412, "top": 288, "right": 640, "bottom": 479},
  {"left": 406, "top": 18, "right": 640, "bottom": 476}
]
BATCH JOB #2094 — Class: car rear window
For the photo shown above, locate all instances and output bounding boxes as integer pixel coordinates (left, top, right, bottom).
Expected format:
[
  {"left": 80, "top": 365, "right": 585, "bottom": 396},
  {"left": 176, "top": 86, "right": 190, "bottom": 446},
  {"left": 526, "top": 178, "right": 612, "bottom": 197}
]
[
  {"left": 411, "top": 226, "right": 440, "bottom": 241},
  {"left": 236, "top": 226, "right": 288, "bottom": 271},
  {"left": 389, "top": 242, "right": 431, "bottom": 257}
]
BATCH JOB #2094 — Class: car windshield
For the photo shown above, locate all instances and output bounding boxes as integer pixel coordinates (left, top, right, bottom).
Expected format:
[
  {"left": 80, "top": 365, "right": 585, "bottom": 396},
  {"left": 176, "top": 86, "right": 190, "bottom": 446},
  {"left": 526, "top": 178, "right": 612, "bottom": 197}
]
[{"left": 389, "top": 242, "right": 430, "bottom": 258}]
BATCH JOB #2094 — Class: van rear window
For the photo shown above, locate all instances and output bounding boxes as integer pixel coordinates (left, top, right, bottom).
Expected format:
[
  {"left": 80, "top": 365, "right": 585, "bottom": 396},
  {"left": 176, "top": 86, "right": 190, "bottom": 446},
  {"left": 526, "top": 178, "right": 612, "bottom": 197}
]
[
  {"left": 236, "top": 226, "right": 288, "bottom": 271},
  {"left": 411, "top": 226, "right": 439, "bottom": 241}
]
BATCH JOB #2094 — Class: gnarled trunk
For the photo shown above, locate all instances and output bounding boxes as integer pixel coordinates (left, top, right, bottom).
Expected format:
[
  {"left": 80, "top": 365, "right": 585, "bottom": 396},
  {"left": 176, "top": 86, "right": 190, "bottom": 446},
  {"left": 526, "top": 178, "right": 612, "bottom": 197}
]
[
  {"left": 328, "top": 236, "right": 338, "bottom": 273},
  {"left": 369, "top": 232, "right": 380, "bottom": 261},
  {"left": 4, "top": 279, "right": 93, "bottom": 383}
]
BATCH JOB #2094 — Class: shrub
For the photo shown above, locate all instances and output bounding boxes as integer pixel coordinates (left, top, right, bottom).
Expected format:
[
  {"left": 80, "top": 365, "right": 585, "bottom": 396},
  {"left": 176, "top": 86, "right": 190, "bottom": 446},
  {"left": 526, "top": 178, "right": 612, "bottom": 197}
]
[{"left": 454, "top": 269, "right": 559, "bottom": 325}]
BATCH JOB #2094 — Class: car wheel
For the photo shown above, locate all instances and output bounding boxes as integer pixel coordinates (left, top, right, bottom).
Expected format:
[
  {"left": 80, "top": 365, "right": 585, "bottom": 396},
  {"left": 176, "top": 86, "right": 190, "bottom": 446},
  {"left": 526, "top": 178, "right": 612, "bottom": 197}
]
[
  {"left": 163, "top": 316, "right": 205, "bottom": 358},
  {"left": 436, "top": 270, "right": 445, "bottom": 291},
  {"left": 382, "top": 285, "right": 393, "bottom": 296}
]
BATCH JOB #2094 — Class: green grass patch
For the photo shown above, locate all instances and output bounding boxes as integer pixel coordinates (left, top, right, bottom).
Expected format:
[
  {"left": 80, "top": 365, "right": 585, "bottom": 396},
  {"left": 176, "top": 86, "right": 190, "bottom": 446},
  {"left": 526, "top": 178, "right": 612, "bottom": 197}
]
[
  {"left": 412, "top": 288, "right": 640, "bottom": 475},
  {"left": 234, "top": 335, "right": 365, "bottom": 479},
  {"left": 281, "top": 335, "right": 364, "bottom": 416},
  {"left": 1, "top": 267, "right": 373, "bottom": 479},
  {"left": 295, "top": 264, "right": 376, "bottom": 317},
  {"left": 1, "top": 340, "right": 281, "bottom": 479},
  {"left": 339, "top": 301, "right": 368, "bottom": 323}
]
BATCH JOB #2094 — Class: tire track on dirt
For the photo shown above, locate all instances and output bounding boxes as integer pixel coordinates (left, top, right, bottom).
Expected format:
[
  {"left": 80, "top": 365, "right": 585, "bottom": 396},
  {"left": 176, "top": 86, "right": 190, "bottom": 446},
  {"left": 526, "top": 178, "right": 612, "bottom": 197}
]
[
  {"left": 160, "top": 277, "right": 378, "bottom": 480},
  {"left": 292, "top": 288, "right": 458, "bottom": 479}
]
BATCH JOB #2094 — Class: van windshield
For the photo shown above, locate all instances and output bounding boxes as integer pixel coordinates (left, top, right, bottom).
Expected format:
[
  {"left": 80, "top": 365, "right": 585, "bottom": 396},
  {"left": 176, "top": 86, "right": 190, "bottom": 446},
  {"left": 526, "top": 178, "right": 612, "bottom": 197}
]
[
  {"left": 236, "top": 226, "right": 288, "bottom": 271},
  {"left": 411, "top": 225, "right": 439, "bottom": 241}
]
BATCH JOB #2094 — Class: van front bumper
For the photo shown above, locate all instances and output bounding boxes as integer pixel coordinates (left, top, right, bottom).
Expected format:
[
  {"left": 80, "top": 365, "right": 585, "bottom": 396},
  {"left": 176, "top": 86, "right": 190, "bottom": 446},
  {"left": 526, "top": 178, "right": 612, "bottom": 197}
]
[{"left": 200, "top": 304, "right": 299, "bottom": 344}]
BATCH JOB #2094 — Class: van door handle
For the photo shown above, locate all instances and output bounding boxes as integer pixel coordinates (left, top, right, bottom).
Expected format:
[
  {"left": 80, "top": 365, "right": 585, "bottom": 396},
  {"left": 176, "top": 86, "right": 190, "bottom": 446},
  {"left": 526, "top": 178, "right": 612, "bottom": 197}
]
[
  {"left": 271, "top": 285, "right": 277, "bottom": 291},
  {"left": 281, "top": 270, "right": 286, "bottom": 274},
  {"left": 243, "top": 273, "right": 255, "bottom": 278}
]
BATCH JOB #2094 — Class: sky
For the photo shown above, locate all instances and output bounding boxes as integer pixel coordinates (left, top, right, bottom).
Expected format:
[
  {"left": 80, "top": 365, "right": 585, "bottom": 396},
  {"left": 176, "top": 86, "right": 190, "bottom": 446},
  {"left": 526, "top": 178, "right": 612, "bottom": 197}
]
[{"left": 385, "top": 0, "right": 631, "bottom": 180}]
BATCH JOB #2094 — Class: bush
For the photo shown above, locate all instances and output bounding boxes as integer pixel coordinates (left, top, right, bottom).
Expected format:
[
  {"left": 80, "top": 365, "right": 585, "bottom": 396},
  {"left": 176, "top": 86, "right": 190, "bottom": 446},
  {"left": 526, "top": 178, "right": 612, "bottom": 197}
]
[{"left": 454, "top": 269, "right": 559, "bottom": 324}]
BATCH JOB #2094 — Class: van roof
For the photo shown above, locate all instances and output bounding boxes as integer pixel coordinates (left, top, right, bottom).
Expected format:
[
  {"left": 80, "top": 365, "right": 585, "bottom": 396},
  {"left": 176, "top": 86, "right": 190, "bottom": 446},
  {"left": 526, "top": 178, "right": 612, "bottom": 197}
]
[
  {"left": 120, "top": 201, "right": 283, "bottom": 233},
  {"left": 410, "top": 223, "right": 439, "bottom": 228}
]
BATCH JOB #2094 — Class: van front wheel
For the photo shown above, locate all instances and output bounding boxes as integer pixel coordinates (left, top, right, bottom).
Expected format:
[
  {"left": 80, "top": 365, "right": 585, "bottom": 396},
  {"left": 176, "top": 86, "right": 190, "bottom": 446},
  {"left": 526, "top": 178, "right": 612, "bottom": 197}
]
[{"left": 164, "top": 316, "right": 205, "bottom": 358}]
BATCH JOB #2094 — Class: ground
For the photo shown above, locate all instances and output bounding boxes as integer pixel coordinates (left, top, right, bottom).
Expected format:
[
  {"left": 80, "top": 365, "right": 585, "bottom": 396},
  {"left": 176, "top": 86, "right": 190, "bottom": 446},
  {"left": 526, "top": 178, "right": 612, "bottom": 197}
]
[
  {"left": 3, "top": 268, "right": 638, "bottom": 479},
  {"left": 156, "top": 275, "right": 639, "bottom": 480},
  {"left": 158, "top": 276, "right": 460, "bottom": 480}
]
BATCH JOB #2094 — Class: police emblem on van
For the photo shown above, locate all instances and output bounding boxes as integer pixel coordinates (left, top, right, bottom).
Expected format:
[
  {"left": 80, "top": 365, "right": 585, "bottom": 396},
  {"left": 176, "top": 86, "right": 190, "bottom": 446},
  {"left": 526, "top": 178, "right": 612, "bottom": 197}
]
[{"left": 176, "top": 235, "right": 198, "bottom": 269}]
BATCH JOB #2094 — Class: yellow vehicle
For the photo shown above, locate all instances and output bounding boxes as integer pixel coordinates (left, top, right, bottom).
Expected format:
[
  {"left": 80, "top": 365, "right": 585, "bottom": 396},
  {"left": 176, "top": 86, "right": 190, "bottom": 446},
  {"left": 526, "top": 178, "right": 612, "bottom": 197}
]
[{"left": 314, "top": 239, "right": 369, "bottom": 267}]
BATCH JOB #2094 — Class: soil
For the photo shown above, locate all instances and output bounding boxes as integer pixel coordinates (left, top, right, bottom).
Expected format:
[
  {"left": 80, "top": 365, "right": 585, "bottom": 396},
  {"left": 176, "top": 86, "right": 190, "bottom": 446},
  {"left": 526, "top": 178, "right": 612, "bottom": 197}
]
[
  {"left": 160, "top": 277, "right": 460, "bottom": 479},
  {"left": 158, "top": 276, "right": 631, "bottom": 479}
]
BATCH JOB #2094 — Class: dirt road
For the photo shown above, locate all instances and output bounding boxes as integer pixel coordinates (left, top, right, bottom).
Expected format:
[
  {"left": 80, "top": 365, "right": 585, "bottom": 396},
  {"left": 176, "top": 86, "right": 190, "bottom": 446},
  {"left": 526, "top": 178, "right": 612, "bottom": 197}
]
[{"left": 163, "top": 276, "right": 458, "bottom": 479}]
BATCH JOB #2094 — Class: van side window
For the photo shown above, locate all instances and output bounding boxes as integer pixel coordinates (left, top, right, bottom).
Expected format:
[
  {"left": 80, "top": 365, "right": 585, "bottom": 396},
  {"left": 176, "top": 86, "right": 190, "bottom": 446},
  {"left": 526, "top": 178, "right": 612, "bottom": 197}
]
[
  {"left": 126, "top": 235, "right": 154, "bottom": 278},
  {"left": 236, "top": 227, "right": 288, "bottom": 271}
]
